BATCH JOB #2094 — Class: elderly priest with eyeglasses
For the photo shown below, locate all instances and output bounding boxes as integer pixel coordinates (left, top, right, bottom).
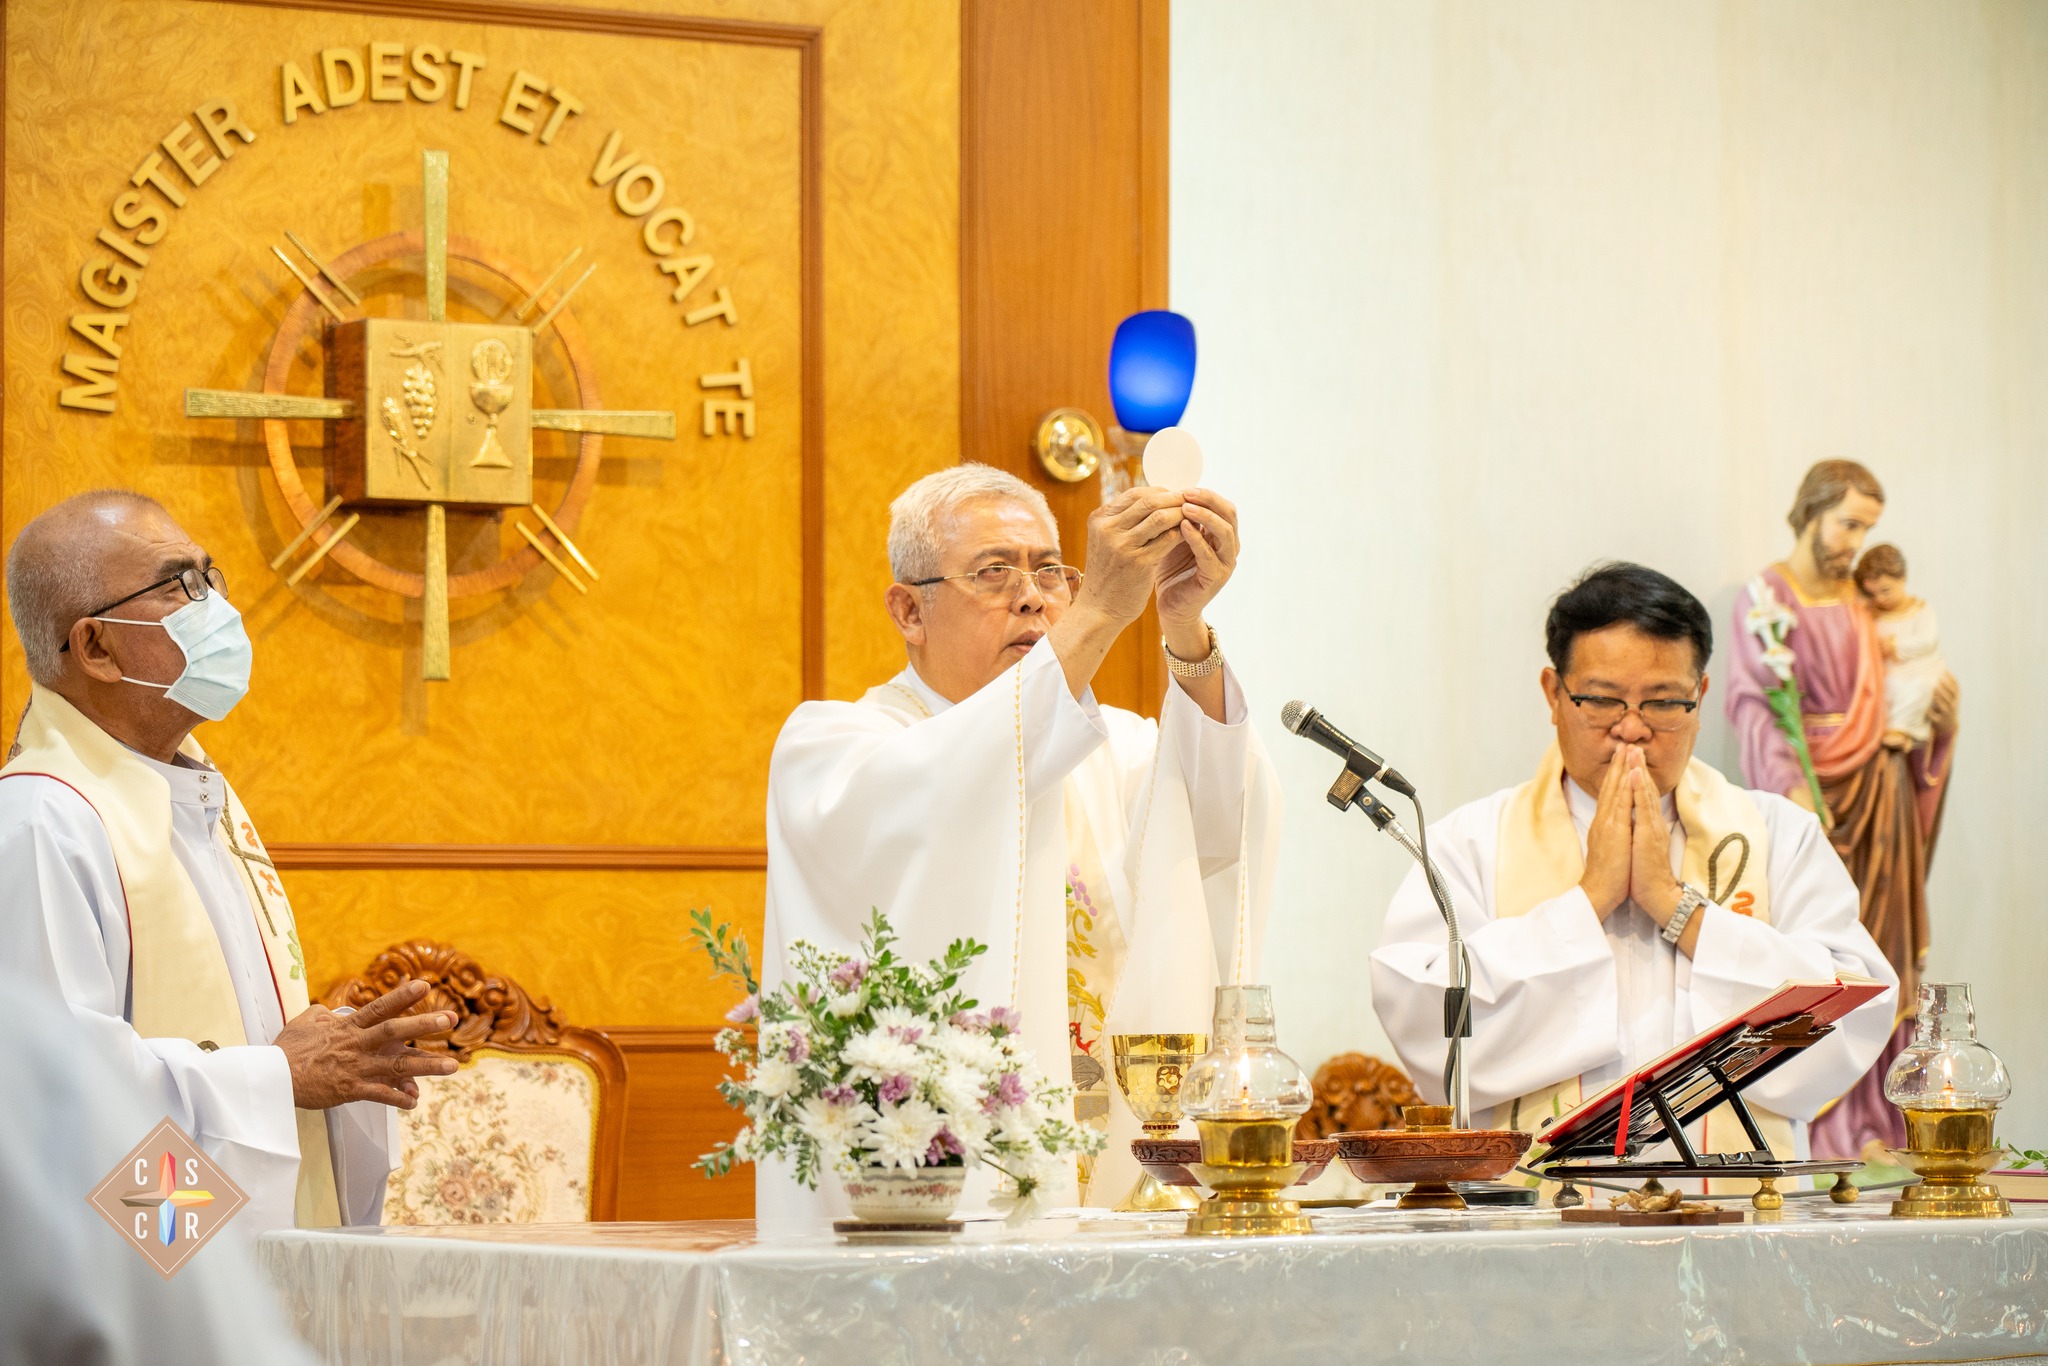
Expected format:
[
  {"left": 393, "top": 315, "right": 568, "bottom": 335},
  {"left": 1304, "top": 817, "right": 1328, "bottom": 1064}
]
[
  {"left": 0, "top": 490, "right": 460, "bottom": 1234},
  {"left": 762, "top": 464, "right": 1279, "bottom": 1222},
  {"left": 1370, "top": 563, "right": 1896, "bottom": 1168}
]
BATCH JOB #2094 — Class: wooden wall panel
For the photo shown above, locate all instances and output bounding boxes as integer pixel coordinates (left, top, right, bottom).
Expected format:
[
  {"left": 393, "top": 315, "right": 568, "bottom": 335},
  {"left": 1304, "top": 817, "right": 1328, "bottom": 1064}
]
[
  {"left": 2, "top": 0, "right": 958, "bottom": 1070},
  {"left": 7, "top": 0, "right": 959, "bottom": 1223},
  {"left": 603, "top": 1026, "right": 754, "bottom": 1220},
  {"left": 961, "top": 0, "right": 1171, "bottom": 716}
]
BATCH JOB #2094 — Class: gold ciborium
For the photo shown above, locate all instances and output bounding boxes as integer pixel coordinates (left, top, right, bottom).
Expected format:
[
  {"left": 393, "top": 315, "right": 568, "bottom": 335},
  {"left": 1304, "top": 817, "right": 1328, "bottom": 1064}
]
[
  {"left": 1884, "top": 983, "right": 2012, "bottom": 1220},
  {"left": 1109, "top": 1033, "right": 1207, "bottom": 1213}
]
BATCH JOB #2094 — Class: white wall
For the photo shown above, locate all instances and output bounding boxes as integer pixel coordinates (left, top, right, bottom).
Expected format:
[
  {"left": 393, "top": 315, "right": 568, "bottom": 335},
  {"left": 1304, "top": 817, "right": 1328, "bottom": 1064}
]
[{"left": 1173, "top": 0, "right": 2048, "bottom": 1138}]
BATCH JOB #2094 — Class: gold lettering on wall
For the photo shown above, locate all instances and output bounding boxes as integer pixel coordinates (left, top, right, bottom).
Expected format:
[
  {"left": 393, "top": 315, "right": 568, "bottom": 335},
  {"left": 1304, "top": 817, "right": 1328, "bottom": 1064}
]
[
  {"left": 700, "top": 359, "right": 755, "bottom": 437},
  {"left": 58, "top": 44, "right": 756, "bottom": 435}
]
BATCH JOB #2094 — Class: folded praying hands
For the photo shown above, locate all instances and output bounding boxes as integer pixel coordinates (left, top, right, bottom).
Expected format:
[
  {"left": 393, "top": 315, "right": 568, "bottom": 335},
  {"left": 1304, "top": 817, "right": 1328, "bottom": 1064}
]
[{"left": 1579, "top": 746, "right": 1682, "bottom": 928}]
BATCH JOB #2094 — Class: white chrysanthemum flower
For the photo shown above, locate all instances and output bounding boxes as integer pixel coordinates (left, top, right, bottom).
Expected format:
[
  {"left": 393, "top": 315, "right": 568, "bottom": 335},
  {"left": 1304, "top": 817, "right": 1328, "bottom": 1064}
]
[
  {"left": 730, "top": 1125, "right": 758, "bottom": 1162},
  {"left": 928, "top": 1025, "right": 1003, "bottom": 1073},
  {"left": 930, "top": 1061, "right": 986, "bottom": 1119},
  {"left": 828, "top": 991, "right": 865, "bottom": 1018},
  {"left": 843, "top": 1029, "right": 922, "bottom": 1082},
  {"left": 796, "top": 1096, "right": 876, "bottom": 1163},
  {"left": 752, "top": 1059, "right": 802, "bottom": 1101},
  {"left": 869, "top": 1005, "right": 920, "bottom": 1035},
  {"left": 863, "top": 1099, "right": 944, "bottom": 1169}
]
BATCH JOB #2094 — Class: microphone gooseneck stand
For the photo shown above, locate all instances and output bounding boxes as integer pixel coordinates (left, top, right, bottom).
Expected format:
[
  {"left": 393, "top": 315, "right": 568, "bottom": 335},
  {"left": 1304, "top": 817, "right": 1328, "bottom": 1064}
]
[{"left": 1323, "top": 766, "right": 1473, "bottom": 1129}]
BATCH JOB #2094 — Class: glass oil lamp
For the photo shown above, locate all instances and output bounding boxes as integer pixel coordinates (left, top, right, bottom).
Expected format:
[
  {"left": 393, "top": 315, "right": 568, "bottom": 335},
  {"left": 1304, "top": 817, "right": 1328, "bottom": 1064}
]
[
  {"left": 1179, "top": 985, "right": 1315, "bottom": 1236},
  {"left": 1884, "top": 982, "right": 2012, "bottom": 1219}
]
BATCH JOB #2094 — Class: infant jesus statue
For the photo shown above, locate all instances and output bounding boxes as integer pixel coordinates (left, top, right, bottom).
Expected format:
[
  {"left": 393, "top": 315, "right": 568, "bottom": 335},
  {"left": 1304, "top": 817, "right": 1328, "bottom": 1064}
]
[{"left": 1853, "top": 543, "right": 1947, "bottom": 752}]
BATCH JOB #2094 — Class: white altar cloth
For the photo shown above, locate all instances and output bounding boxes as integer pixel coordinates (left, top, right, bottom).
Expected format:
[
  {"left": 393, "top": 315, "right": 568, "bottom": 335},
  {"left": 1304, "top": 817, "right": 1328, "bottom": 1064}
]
[{"left": 259, "top": 1204, "right": 2048, "bottom": 1366}]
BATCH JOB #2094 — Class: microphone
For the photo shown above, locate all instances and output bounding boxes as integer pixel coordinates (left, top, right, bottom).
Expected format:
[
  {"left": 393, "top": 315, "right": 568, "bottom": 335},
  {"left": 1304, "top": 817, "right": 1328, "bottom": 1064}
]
[{"left": 1279, "top": 700, "right": 1415, "bottom": 797}]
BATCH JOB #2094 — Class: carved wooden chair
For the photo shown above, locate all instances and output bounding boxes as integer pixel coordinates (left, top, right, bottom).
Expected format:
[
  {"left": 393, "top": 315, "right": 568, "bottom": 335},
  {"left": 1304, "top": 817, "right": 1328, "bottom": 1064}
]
[{"left": 324, "top": 942, "right": 627, "bottom": 1224}]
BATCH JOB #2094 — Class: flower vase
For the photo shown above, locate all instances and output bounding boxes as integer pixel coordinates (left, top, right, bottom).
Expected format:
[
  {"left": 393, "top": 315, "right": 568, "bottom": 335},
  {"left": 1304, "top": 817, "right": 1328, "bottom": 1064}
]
[{"left": 840, "top": 1164, "right": 967, "bottom": 1224}]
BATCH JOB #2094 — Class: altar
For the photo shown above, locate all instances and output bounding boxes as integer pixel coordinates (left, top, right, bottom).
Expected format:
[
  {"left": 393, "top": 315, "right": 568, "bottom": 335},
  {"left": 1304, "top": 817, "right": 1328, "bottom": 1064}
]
[{"left": 260, "top": 1205, "right": 2048, "bottom": 1366}]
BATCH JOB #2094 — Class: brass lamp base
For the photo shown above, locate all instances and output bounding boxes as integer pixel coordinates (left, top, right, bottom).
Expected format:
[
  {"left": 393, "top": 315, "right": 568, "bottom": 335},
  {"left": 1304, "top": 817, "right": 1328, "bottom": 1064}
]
[
  {"left": 1114, "top": 1168, "right": 1201, "bottom": 1213},
  {"left": 1185, "top": 1163, "right": 1312, "bottom": 1237},
  {"left": 1185, "top": 1189, "right": 1315, "bottom": 1237},
  {"left": 1891, "top": 1181, "right": 2011, "bottom": 1220},
  {"left": 1890, "top": 1108, "right": 2011, "bottom": 1220}
]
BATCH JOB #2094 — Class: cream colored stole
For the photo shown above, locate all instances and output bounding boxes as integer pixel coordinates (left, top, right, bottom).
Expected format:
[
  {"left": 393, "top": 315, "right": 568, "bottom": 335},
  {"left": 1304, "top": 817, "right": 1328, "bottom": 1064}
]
[
  {"left": 1495, "top": 744, "right": 1794, "bottom": 1175},
  {"left": 2, "top": 685, "right": 342, "bottom": 1227},
  {"left": 1063, "top": 780, "right": 1127, "bottom": 1201}
]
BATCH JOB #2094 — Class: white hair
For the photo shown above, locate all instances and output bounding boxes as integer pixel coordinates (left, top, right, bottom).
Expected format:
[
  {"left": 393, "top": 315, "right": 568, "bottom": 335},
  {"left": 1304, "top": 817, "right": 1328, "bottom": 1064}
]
[
  {"left": 6, "top": 489, "right": 165, "bottom": 686},
  {"left": 886, "top": 463, "right": 1057, "bottom": 583}
]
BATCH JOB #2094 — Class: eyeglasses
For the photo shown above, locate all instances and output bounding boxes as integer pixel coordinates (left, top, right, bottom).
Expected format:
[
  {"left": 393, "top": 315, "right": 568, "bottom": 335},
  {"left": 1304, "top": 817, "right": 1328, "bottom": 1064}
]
[
  {"left": 907, "top": 563, "right": 1083, "bottom": 600},
  {"left": 1565, "top": 687, "right": 1701, "bottom": 733},
  {"left": 60, "top": 565, "right": 228, "bottom": 654}
]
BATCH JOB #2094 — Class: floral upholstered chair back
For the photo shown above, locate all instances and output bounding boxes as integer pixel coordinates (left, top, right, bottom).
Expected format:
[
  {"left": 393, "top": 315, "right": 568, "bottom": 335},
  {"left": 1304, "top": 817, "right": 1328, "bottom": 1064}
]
[{"left": 324, "top": 941, "right": 627, "bottom": 1224}]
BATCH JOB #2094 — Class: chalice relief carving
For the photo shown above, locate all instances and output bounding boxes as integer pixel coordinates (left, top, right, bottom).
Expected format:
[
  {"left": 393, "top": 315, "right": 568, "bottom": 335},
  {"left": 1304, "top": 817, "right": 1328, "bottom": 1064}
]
[{"left": 467, "top": 338, "right": 516, "bottom": 469}]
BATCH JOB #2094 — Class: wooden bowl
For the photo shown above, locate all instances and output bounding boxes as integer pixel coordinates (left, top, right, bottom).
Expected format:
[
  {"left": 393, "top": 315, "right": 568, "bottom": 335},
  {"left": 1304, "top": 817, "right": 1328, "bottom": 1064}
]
[
  {"left": 1330, "top": 1128, "right": 1532, "bottom": 1186},
  {"left": 1133, "top": 1137, "right": 1337, "bottom": 1189}
]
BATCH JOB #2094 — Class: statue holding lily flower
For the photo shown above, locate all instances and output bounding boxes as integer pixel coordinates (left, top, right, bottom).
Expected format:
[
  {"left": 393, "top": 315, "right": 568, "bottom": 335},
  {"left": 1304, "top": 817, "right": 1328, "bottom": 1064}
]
[
  {"left": 1741, "top": 576, "right": 1831, "bottom": 824},
  {"left": 1727, "top": 460, "right": 1958, "bottom": 1165},
  {"left": 690, "top": 908, "right": 1103, "bottom": 1224}
]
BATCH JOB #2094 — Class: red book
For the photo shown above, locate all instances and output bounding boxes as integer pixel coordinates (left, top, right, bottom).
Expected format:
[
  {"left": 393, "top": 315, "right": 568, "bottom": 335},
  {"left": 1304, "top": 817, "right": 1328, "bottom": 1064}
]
[{"left": 1539, "top": 976, "right": 1887, "bottom": 1157}]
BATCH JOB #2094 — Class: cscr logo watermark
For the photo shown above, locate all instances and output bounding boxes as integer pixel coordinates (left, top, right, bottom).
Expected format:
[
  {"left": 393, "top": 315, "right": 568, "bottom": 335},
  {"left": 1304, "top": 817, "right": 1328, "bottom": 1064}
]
[{"left": 88, "top": 1119, "right": 248, "bottom": 1277}]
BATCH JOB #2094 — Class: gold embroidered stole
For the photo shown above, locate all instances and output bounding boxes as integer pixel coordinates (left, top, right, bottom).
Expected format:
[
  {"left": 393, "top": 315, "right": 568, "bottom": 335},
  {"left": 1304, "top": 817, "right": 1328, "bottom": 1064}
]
[
  {"left": 1062, "top": 778, "right": 1127, "bottom": 1201},
  {"left": 1495, "top": 744, "right": 1793, "bottom": 1174},
  {"left": 1, "top": 685, "right": 341, "bottom": 1226}
]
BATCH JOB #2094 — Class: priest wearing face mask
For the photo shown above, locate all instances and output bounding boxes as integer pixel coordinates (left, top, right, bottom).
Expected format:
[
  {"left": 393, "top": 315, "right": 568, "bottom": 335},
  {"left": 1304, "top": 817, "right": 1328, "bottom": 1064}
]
[
  {"left": 0, "top": 490, "right": 459, "bottom": 1234},
  {"left": 761, "top": 464, "right": 1279, "bottom": 1223},
  {"left": 1369, "top": 563, "right": 1896, "bottom": 1169}
]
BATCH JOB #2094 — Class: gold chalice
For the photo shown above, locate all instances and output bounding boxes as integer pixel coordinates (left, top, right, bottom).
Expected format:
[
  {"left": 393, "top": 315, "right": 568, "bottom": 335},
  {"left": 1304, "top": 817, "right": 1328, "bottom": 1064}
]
[{"left": 1109, "top": 1033, "right": 1207, "bottom": 1212}]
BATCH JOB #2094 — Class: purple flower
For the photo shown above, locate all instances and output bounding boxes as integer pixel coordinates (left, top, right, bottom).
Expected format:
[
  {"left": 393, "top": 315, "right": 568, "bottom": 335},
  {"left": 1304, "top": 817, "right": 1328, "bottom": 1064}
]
[
  {"left": 889, "top": 1023, "right": 926, "bottom": 1045},
  {"left": 724, "top": 995, "right": 759, "bottom": 1025},
  {"left": 786, "top": 1031, "right": 810, "bottom": 1064},
  {"left": 821, "top": 1084, "right": 859, "bottom": 1105},
  {"left": 987, "top": 1006, "right": 1023, "bottom": 1035},
  {"left": 878, "top": 1074, "right": 913, "bottom": 1105},
  {"left": 924, "top": 1129, "right": 965, "bottom": 1164},
  {"left": 985, "top": 1072, "right": 1028, "bottom": 1112},
  {"left": 949, "top": 1011, "right": 987, "bottom": 1033},
  {"left": 828, "top": 959, "right": 868, "bottom": 990}
]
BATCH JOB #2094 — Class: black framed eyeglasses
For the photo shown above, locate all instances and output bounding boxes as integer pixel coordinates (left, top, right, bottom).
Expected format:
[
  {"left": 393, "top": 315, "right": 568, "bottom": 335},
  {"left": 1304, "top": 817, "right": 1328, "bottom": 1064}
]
[
  {"left": 1566, "top": 688, "right": 1701, "bottom": 733},
  {"left": 60, "top": 565, "right": 228, "bottom": 653},
  {"left": 907, "top": 562, "right": 1082, "bottom": 600}
]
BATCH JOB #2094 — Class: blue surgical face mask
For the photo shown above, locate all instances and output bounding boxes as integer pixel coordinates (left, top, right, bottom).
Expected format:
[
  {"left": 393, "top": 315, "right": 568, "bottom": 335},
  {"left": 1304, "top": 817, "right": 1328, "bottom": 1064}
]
[{"left": 94, "top": 592, "right": 254, "bottom": 722}]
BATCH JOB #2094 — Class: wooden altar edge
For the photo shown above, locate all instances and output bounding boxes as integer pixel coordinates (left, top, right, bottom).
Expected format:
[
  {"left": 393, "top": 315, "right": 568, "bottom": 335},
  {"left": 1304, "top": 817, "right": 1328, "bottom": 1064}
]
[{"left": 268, "top": 843, "right": 768, "bottom": 871}]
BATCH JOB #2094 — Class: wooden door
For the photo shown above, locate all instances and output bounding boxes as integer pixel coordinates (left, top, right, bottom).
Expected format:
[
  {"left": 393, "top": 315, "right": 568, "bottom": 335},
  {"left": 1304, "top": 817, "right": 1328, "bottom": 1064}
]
[{"left": 963, "top": 0, "right": 1172, "bottom": 717}]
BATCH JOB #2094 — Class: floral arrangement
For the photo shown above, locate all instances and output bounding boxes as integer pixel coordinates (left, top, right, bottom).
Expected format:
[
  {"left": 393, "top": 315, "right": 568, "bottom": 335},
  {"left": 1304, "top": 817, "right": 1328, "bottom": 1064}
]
[
  {"left": 1744, "top": 577, "right": 1831, "bottom": 824},
  {"left": 688, "top": 908, "right": 1102, "bottom": 1215}
]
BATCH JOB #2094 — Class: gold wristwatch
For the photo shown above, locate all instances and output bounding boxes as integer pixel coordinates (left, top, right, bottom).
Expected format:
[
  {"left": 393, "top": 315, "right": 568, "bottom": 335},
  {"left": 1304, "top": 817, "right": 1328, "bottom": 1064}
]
[{"left": 1163, "top": 624, "right": 1223, "bottom": 679}]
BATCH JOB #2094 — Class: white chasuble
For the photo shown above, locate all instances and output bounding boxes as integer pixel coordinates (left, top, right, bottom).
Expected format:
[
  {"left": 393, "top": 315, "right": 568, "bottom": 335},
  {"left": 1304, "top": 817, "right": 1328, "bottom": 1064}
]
[
  {"left": 1369, "top": 744, "right": 1896, "bottom": 1185},
  {"left": 760, "top": 637, "right": 1280, "bottom": 1224},
  {"left": 0, "top": 686, "right": 394, "bottom": 1234}
]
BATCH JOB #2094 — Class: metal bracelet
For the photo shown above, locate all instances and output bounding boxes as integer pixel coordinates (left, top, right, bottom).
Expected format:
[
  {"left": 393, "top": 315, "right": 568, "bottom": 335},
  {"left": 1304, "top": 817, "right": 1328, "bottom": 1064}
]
[
  {"left": 1661, "top": 884, "right": 1707, "bottom": 944},
  {"left": 1163, "top": 625, "right": 1222, "bottom": 679}
]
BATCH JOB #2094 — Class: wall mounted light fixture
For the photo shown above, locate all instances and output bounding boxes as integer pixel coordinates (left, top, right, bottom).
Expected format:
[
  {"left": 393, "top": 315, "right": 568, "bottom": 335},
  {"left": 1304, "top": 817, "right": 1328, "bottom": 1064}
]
[{"left": 1036, "top": 310, "right": 1197, "bottom": 500}]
